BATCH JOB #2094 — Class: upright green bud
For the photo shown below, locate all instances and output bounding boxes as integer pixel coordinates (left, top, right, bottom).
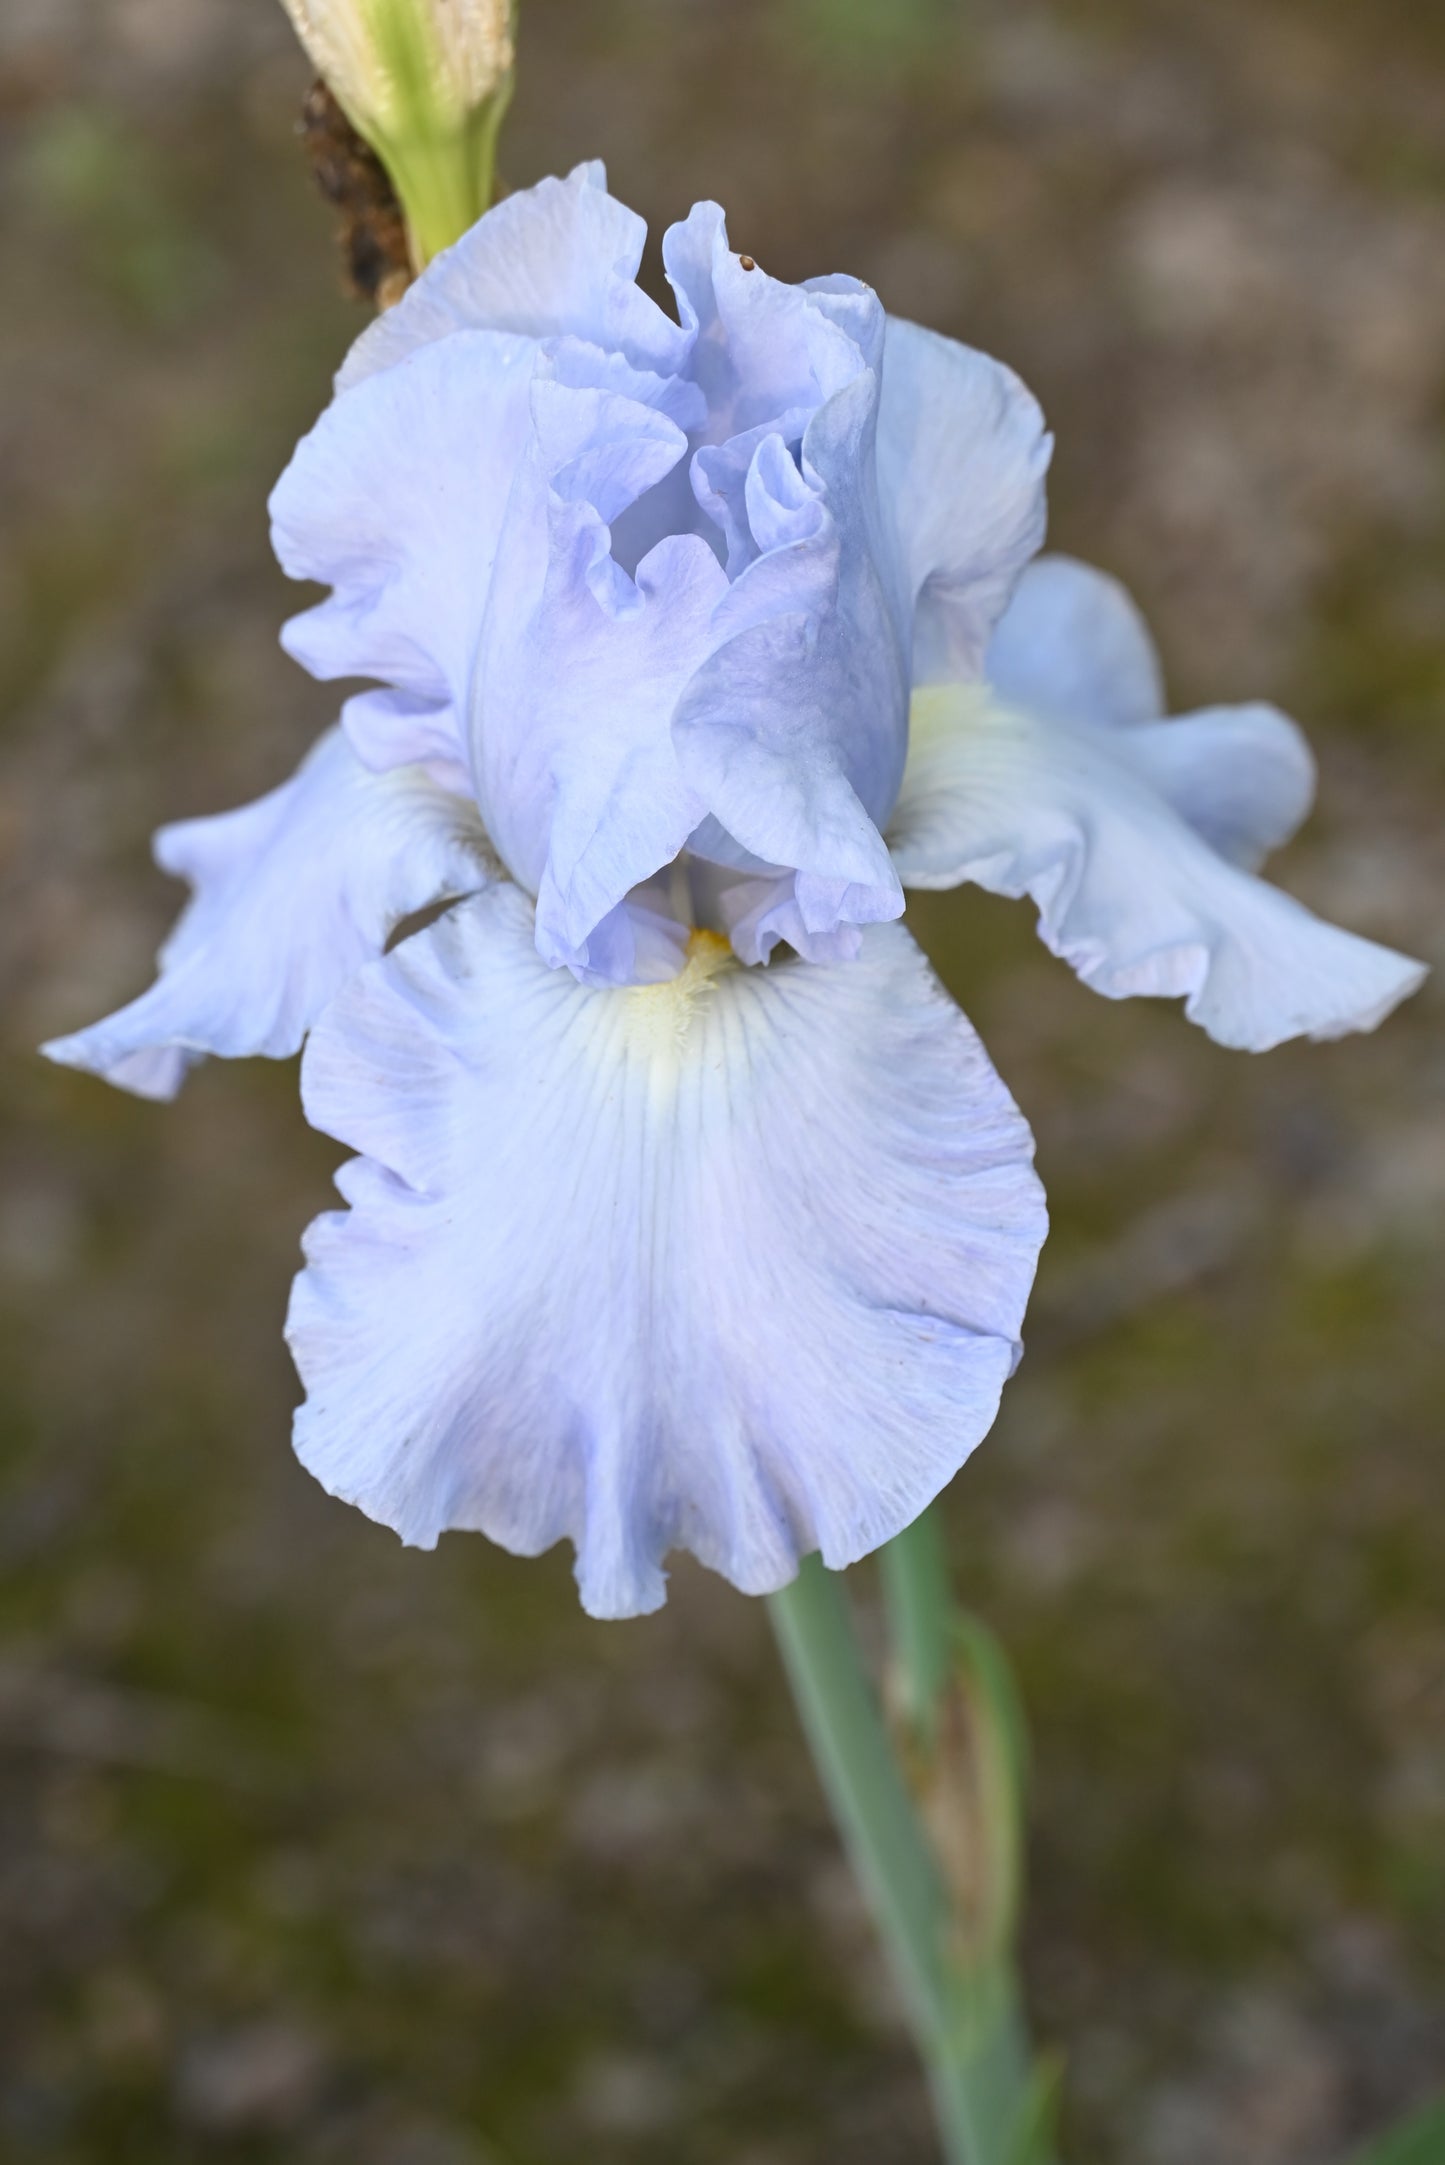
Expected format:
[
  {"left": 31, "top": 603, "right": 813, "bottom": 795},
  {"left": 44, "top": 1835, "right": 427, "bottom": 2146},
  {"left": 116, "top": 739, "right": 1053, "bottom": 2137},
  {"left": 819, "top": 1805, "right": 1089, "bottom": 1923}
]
[{"left": 280, "top": 0, "right": 515, "bottom": 266}]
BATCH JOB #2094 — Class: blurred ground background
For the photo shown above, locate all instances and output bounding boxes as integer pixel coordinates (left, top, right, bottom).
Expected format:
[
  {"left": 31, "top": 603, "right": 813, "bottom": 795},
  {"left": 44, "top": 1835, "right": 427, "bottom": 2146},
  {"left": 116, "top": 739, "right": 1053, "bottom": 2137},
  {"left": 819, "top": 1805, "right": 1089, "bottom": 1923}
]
[{"left": 3, "top": 0, "right": 1444, "bottom": 2159}]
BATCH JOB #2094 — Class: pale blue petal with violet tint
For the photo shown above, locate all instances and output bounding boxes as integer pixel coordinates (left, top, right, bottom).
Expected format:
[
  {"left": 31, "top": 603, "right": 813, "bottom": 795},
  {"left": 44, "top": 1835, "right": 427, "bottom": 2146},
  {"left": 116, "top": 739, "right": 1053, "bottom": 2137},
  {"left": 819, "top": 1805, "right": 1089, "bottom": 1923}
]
[
  {"left": 662, "top": 205, "right": 907, "bottom": 929},
  {"left": 887, "top": 682, "right": 1424, "bottom": 1051},
  {"left": 666, "top": 203, "right": 881, "bottom": 436},
  {"left": 670, "top": 379, "right": 906, "bottom": 929},
  {"left": 664, "top": 201, "right": 884, "bottom": 568},
  {"left": 42, "top": 727, "right": 495, "bottom": 1098},
  {"left": 877, "top": 318, "right": 1052, "bottom": 686},
  {"left": 985, "top": 556, "right": 1318, "bottom": 867},
  {"left": 287, "top": 884, "right": 1047, "bottom": 1618},
  {"left": 269, "top": 328, "right": 537, "bottom": 737},
  {"left": 719, "top": 871, "right": 872, "bottom": 968},
  {"left": 336, "top": 162, "right": 690, "bottom": 393},
  {"left": 270, "top": 166, "right": 1057, "bottom": 980},
  {"left": 985, "top": 552, "right": 1165, "bottom": 730},
  {"left": 1123, "top": 706, "right": 1317, "bottom": 872},
  {"left": 270, "top": 161, "right": 691, "bottom": 775},
  {"left": 340, "top": 687, "right": 472, "bottom": 796},
  {"left": 460, "top": 214, "right": 950, "bottom": 977},
  {"left": 470, "top": 337, "right": 724, "bottom": 979}
]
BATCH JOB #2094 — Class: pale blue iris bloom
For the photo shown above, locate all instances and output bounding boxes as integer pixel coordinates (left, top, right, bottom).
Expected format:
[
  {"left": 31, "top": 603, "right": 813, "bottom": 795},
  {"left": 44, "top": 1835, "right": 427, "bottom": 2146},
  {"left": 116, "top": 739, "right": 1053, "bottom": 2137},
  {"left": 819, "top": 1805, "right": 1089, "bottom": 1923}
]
[{"left": 46, "top": 166, "right": 1424, "bottom": 1615}]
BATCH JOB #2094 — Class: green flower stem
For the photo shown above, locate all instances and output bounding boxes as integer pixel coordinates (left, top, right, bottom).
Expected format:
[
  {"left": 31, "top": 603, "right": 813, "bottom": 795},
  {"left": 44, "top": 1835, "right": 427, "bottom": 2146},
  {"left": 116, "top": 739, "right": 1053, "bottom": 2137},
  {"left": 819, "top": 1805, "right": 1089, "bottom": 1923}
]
[
  {"left": 770, "top": 1555, "right": 943, "bottom": 2044},
  {"left": 880, "top": 1501, "right": 954, "bottom": 1746},
  {"left": 375, "top": 80, "right": 512, "bottom": 267},
  {"left": 768, "top": 1553, "right": 1046, "bottom": 2165}
]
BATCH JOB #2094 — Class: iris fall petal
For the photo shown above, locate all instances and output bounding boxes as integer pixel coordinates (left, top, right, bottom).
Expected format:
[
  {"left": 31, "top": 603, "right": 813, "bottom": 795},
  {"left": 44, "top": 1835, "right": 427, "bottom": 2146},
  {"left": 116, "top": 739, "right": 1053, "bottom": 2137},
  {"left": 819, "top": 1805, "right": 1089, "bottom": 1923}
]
[
  {"left": 43, "top": 728, "right": 495, "bottom": 1097},
  {"left": 888, "top": 683, "right": 1424, "bottom": 1050},
  {"left": 288, "top": 884, "right": 1046, "bottom": 1617}
]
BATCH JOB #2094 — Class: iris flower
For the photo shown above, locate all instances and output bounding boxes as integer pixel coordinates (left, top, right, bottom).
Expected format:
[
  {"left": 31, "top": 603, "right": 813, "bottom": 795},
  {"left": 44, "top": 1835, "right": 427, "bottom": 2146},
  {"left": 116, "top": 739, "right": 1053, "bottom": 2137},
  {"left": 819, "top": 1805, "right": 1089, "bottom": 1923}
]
[{"left": 46, "top": 165, "right": 1424, "bottom": 1616}]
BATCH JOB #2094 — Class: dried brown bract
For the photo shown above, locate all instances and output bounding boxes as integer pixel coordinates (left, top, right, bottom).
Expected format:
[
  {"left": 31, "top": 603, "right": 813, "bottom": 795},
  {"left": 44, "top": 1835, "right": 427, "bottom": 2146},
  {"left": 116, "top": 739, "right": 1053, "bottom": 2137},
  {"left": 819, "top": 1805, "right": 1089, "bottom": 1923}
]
[{"left": 299, "top": 80, "right": 411, "bottom": 309}]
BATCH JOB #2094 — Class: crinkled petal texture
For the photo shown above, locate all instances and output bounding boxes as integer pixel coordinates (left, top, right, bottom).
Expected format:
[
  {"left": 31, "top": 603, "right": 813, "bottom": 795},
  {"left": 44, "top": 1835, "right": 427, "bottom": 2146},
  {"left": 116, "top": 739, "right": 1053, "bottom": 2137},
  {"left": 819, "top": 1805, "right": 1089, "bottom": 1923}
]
[
  {"left": 269, "top": 162, "right": 694, "bottom": 786},
  {"left": 269, "top": 326, "right": 538, "bottom": 765},
  {"left": 288, "top": 884, "right": 1046, "bottom": 1618},
  {"left": 269, "top": 161, "right": 1051, "bottom": 983},
  {"left": 659, "top": 205, "right": 910, "bottom": 954},
  {"left": 887, "top": 558, "right": 1426, "bottom": 1049},
  {"left": 42, "top": 729, "right": 495, "bottom": 1099}
]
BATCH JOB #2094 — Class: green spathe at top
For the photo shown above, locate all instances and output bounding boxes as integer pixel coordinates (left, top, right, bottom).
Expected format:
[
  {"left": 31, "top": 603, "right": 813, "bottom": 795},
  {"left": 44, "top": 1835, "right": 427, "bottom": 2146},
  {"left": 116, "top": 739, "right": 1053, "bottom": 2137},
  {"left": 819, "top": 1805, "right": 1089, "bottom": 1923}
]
[{"left": 280, "top": 0, "right": 514, "bottom": 262}]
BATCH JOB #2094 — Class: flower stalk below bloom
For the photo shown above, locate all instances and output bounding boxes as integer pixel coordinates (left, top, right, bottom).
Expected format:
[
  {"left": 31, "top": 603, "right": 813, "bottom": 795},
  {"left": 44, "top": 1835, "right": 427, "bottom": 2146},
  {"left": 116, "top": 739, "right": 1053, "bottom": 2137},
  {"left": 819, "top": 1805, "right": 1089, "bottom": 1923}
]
[
  {"left": 769, "top": 1523, "right": 1058, "bottom": 2165},
  {"left": 375, "top": 79, "right": 512, "bottom": 267}
]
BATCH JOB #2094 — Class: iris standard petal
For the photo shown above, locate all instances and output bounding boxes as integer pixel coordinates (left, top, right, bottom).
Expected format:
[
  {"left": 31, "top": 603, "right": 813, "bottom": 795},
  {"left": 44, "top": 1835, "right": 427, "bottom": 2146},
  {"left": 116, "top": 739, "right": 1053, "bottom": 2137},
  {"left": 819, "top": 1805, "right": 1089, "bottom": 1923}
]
[
  {"left": 270, "top": 327, "right": 537, "bottom": 715},
  {"left": 471, "top": 347, "right": 729, "bottom": 973},
  {"left": 270, "top": 177, "right": 1065, "bottom": 979},
  {"left": 717, "top": 871, "right": 869, "bottom": 967},
  {"left": 887, "top": 686, "right": 1425, "bottom": 1050},
  {"left": 664, "top": 203, "right": 882, "bottom": 460},
  {"left": 877, "top": 318, "right": 1052, "bottom": 684},
  {"left": 658, "top": 202, "right": 910, "bottom": 943},
  {"left": 337, "top": 162, "right": 689, "bottom": 392},
  {"left": 42, "top": 728, "right": 495, "bottom": 1098},
  {"left": 671, "top": 375, "right": 908, "bottom": 929},
  {"left": 288, "top": 883, "right": 1046, "bottom": 1618}
]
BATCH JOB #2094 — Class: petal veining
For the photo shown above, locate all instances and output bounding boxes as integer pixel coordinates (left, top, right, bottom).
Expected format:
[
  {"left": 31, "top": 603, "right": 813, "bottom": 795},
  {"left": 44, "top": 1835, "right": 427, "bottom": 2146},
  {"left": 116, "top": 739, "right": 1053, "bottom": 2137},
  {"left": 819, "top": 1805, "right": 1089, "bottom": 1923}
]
[
  {"left": 42, "top": 728, "right": 495, "bottom": 1098},
  {"left": 288, "top": 885, "right": 1046, "bottom": 1617},
  {"left": 887, "top": 686, "right": 1426, "bottom": 1050}
]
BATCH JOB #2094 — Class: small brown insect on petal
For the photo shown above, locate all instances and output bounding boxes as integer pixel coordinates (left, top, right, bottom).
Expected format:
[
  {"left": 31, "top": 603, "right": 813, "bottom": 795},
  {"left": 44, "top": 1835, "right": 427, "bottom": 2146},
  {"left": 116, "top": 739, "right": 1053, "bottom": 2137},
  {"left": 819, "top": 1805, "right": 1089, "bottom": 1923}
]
[{"left": 739, "top": 254, "right": 757, "bottom": 272}]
